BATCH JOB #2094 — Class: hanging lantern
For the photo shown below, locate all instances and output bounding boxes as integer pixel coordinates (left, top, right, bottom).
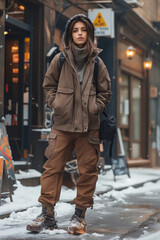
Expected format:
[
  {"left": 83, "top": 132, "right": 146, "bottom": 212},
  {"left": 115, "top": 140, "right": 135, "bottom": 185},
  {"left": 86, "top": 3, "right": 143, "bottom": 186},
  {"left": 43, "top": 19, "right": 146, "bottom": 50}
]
[
  {"left": 143, "top": 58, "right": 152, "bottom": 70},
  {"left": 126, "top": 46, "right": 136, "bottom": 60}
]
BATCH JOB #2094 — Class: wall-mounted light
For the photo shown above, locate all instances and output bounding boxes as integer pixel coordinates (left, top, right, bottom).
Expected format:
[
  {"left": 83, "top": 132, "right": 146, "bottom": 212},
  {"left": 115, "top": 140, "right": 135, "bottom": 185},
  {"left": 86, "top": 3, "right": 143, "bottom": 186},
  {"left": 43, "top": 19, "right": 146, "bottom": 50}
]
[
  {"left": 125, "top": 46, "right": 136, "bottom": 60},
  {"left": 143, "top": 58, "right": 152, "bottom": 70},
  {"left": 19, "top": 5, "right": 25, "bottom": 11},
  {"left": 4, "top": 31, "right": 8, "bottom": 35}
]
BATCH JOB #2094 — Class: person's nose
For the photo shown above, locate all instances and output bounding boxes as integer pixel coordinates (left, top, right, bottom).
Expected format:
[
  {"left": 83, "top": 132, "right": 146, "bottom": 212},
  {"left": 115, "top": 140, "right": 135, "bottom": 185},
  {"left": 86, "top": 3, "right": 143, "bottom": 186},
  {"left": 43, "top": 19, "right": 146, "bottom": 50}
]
[{"left": 78, "top": 29, "right": 82, "bottom": 35}]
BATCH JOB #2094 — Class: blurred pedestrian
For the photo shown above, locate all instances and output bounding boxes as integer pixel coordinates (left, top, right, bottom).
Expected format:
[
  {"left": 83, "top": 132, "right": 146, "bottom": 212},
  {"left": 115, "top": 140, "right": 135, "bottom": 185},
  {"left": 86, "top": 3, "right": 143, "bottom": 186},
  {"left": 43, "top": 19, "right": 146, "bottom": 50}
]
[{"left": 26, "top": 14, "right": 111, "bottom": 235}]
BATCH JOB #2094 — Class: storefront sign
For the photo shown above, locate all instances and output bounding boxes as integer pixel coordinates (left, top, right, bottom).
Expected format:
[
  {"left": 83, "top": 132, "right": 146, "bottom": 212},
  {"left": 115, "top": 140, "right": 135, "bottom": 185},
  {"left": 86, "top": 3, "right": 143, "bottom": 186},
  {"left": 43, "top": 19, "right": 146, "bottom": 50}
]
[{"left": 88, "top": 8, "right": 115, "bottom": 38}]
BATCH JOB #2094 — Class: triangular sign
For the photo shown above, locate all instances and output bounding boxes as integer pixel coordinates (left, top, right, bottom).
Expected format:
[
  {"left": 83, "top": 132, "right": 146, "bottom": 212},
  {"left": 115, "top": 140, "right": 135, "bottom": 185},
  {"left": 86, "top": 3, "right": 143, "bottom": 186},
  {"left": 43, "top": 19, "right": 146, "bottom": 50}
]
[{"left": 93, "top": 12, "right": 107, "bottom": 27}]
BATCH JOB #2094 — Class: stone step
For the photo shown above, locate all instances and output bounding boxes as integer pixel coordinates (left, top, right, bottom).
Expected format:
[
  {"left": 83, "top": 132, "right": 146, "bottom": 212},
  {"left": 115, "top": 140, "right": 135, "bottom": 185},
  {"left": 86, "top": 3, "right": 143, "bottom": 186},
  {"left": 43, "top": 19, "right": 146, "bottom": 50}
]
[
  {"left": 15, "top": 169, "right": 41, "bottom": 186},
  {"left": 13, "top": 160, "right": 32, "bottom": 172}
]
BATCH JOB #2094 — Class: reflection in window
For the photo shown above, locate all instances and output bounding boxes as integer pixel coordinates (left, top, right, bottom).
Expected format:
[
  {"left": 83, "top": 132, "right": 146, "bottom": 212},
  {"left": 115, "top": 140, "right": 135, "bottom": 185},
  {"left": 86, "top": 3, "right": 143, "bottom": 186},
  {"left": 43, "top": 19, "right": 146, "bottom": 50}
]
[
  {"left": 5, "top": 40, "right": 19, "bottom": 126},
  {"left": 132, "top": 143, "right": 140, "bottom": 159},
  {"left": 132, "top": 77, "right": 141, "bottom": 141},
  {"left": 23, "top": 38, "right": 30, "bottom": 126},
  {"left": 119, "top": 74, "right": 129, "bottom": 126}
]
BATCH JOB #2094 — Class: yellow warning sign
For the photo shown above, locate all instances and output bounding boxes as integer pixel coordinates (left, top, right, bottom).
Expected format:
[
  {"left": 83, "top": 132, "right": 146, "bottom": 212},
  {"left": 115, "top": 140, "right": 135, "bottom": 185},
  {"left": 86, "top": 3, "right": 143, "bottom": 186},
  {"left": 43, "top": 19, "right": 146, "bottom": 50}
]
[{"left": 93, "top": 12, "right": 107, "bottom": 27}]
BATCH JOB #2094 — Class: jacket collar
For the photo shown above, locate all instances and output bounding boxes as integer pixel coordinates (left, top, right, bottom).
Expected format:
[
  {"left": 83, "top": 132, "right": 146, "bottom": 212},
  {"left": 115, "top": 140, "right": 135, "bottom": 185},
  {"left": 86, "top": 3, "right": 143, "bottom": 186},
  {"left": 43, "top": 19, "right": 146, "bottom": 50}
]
[{"left": 63, "top": 47, "right": 102, "bottom": 63}]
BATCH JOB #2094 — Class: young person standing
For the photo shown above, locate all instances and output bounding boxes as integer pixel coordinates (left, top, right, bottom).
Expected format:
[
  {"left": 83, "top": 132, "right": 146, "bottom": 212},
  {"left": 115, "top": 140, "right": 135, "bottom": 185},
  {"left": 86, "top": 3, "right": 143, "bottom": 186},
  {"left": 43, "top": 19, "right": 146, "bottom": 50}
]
[{"left": 27, "top": 14, "right": 112, "bottom": 235}]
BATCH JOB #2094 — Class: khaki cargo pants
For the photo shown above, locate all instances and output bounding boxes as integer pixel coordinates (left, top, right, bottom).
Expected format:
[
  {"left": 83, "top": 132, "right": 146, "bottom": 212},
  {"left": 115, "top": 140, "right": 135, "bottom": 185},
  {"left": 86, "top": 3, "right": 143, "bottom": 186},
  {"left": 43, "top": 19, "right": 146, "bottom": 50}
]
[{"left": 38, "top": 128, "right": 100, "bottom": 209}]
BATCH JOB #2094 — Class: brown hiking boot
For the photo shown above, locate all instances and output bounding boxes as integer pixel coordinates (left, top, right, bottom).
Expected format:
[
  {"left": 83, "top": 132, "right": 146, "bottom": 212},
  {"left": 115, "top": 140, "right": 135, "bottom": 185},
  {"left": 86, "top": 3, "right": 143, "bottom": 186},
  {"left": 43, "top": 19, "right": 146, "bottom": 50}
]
[
  {"left": 26, "top": 206, "right": 58, "bottom": 233},
  {"left": 68, "top": 208, "right": 86, "bottom": 235}
]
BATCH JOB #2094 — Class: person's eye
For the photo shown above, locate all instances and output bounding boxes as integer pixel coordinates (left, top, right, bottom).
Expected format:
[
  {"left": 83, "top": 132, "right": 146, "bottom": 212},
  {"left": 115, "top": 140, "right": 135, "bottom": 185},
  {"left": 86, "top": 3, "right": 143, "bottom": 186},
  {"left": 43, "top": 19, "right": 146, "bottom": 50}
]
[
  {"left": 73, "top": 29, "right": 78, "bottom": 33},
  {"left": 82, "top": 28, "right": 87, "bottom": 32}
]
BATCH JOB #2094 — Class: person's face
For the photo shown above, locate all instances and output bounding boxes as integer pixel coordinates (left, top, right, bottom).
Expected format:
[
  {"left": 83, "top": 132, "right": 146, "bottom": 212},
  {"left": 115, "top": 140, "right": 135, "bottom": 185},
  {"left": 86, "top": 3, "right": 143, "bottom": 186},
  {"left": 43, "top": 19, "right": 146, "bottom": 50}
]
[{"left": 72, "top": 21, "right": 87, "bottom": 48}]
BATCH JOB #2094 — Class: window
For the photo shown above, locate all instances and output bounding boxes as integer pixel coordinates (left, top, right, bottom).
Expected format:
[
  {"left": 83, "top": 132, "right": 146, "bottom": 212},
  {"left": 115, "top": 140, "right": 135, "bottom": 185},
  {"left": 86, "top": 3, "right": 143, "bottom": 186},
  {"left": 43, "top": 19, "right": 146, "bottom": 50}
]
[{"left": 119, "top": 73, "right": 142, "bottom": 159}]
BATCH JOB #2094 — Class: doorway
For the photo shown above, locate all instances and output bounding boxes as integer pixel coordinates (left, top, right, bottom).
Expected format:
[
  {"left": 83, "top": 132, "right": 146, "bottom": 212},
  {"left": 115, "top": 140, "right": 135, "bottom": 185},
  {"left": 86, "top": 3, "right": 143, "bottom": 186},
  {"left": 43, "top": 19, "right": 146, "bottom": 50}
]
[
  {"left": 119, "top": 72, "right": 142, "bottom": 159},
  {"left": 4, "top": 20, "right": 31, "bottom": 161}
]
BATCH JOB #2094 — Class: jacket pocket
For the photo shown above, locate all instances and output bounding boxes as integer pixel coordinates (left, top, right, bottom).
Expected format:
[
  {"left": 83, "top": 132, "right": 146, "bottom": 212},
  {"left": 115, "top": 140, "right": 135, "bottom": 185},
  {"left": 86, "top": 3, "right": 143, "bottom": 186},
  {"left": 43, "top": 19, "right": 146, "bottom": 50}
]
[
  {"left": 45, "top": 132, "right": 57, "bottom": 159},
  {"left": 88, "top": 88, "right": 98, "bottom": 115},
  {"left": 53, "top": 87, "right": 74, "bottom": 122}
]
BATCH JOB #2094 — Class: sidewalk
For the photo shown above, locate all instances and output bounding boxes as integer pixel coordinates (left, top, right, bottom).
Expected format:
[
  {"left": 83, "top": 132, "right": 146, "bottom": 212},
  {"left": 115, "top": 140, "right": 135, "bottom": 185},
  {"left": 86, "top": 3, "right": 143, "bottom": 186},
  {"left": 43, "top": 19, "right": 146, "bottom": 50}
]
[{"left": 1, "top": 167, "right": 160, "bottom": 219}]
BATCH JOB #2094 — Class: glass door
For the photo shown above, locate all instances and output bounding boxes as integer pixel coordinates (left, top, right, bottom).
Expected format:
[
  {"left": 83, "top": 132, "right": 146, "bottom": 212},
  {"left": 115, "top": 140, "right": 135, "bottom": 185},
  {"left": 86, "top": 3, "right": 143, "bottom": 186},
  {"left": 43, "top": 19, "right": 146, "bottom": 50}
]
[
  {"left": 4, "top": 0, "right": 32, "bottom": 161},
  {"left": 4, "top": 36, "right": 31, "bottom": 160},
  {"left": 119, "top": 73, "right": 142, "bottom": 159},
  {"left": 119, "top": 74, "right": 130, "bottom": 157},
  {"left": 131, "top": 76, "right": 142, "bottom": 158}
]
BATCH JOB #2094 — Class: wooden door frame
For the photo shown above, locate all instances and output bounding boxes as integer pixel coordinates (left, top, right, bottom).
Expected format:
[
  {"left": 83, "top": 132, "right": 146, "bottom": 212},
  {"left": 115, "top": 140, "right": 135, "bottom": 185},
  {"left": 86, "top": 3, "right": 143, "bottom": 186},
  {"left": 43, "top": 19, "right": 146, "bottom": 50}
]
[{"left": 117, "top": 68, "right": 146, "bottom": 160}]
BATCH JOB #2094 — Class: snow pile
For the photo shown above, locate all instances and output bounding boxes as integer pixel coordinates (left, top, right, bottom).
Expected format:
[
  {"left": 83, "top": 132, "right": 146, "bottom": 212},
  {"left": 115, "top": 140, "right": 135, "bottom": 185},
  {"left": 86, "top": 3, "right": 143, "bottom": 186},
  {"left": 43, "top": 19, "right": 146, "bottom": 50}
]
[{"left": 0, "top": 181, "right": 41, "bottom": 215}]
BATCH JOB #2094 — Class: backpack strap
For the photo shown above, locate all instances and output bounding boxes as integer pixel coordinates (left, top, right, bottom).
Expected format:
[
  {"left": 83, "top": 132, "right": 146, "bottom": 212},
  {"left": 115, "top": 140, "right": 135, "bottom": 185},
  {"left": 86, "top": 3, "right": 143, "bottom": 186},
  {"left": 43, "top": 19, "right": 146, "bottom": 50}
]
[
  {"left": 59, "top": 52, "right": 65, "bottom": 78},
  {"left": 93, "top": 57, "right": 99, "bottom": 95}
]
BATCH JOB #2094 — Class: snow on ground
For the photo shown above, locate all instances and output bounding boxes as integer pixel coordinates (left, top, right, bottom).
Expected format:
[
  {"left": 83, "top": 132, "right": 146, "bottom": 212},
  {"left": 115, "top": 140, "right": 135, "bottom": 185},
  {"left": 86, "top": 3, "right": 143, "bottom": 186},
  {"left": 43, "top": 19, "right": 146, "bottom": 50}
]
[
  {"left": 123, "top": 230, "right": 160, "bottom": 240},
  {"left": 15, "top": 169, "right": 41, "bottom": 179},
  {"left": 100, "top": 180, "right": 160, "bottom": 204},
  {"left": 131, "top": 231, "right": 160, "bottom": 240},
  {"left": 1, "top": 167, "right": 160, "bottom": 239},
  {"left": 1, "top": 167, "right": 160, "bottom": 216}
]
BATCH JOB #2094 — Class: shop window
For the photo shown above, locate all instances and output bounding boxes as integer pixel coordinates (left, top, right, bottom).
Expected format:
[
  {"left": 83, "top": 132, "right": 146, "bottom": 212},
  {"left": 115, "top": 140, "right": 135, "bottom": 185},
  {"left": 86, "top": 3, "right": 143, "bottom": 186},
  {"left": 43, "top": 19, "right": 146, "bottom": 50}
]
[
  {"left": 119, "top": 73, "right": 142, "bottom": 159},
  {"left": 4, "top": 37, "right": 30, "bottom": 127},
  {"left": 119, "top": 75, "right": 129, "bottom": 127},
  {"left": 5, "top": 39, "right": 19, "bottom": 126},
  {"left": 132, "top": 77, "right": 141, "bottom": 142},
  {"left": 23, "top": 37, "right": 30, "bottom": 126}
]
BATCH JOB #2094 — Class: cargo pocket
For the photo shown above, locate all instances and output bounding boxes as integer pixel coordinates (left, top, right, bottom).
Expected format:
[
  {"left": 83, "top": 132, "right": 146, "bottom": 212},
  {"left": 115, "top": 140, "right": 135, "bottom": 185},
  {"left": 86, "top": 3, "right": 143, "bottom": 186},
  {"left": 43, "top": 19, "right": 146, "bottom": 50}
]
[
  {"left": 88, "top": 136, "right": 100, "bottom": 145},
  {"left": 88, "top": 136, "right": 100, "bottom": 162},
  {"left": 44, "top": 132, "right": 57, "bottom": 159}
]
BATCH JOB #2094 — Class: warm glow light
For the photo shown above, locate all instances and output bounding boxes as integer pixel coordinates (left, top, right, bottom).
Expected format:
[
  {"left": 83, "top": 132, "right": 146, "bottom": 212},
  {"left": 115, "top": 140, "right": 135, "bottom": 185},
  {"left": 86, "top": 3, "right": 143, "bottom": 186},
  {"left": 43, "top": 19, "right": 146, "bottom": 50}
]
[
  {"left": 12, "top": 77, "right": 18, "bottom": 83},
  {"left": 11, "top": 46, "right": 19, "bottom": 53},
  {"left": 24, "top": 64, "right": 28, "bottom": 70},
  {"left": 25, "top": 52, "right": 30, "bottom": 61},
  {"left": 143, "top": 58, "right": 152, "bottom": 70},
  {"left": 12, "top": 54, "right": 19, "bottom": 63},
  {"left": 25, "top": 37, "right": 30, "bottom": 43},
  {"left": 19, "top": 5, "right": 25, "bottom": 11},
  {"left": 126, "top": 46, "right": 136, "bottom": 60},
  {"left": 13, "top": 68, "right": 19, "bottom": 74},
  {"left": 118, "top": 77, "right": 122, "bottom": 84},
  {"left": 4, "top": 31, "right": 8, "bottom": 35}
]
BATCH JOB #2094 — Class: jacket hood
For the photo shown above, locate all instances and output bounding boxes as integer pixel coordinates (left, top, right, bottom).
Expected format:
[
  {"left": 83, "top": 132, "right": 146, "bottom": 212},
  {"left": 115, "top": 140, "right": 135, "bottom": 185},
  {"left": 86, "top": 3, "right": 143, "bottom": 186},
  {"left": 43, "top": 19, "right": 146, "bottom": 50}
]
[{"left": 64, "top": 14, "right": 95, "bottom": 47}]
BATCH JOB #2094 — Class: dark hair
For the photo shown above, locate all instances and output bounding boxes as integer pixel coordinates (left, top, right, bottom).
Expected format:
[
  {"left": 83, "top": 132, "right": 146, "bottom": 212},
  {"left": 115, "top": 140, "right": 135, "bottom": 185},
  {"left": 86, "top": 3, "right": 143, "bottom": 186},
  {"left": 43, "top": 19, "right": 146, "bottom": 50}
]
[{"left": 65, "top": 17, "right": 97, "bottom": 58}]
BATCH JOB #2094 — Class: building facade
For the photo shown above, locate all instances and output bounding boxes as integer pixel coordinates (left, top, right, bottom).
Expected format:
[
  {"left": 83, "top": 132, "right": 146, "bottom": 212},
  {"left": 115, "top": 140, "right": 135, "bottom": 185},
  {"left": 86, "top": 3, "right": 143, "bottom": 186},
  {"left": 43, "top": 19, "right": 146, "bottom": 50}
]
[{"left": 0, "top": 0, "right": 160, "bottom": 168}]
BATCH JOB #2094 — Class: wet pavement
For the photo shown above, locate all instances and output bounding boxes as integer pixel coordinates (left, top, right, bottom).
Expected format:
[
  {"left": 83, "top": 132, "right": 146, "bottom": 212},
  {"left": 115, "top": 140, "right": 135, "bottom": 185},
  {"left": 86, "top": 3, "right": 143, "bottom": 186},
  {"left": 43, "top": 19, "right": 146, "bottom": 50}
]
[{"left": 1, "top": 183, "right": 160, "bottom": 239}]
